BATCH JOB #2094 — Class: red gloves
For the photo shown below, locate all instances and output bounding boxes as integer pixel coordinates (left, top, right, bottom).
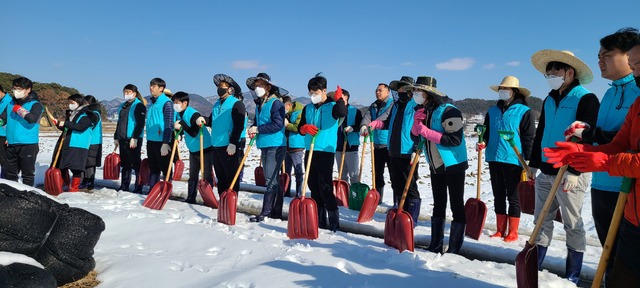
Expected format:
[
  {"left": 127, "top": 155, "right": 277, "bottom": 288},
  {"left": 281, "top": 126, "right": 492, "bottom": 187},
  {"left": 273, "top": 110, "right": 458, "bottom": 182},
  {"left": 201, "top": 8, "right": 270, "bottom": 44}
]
[
  {"left": 300, "top": 124, "right": 319, "bottom": 136},
  {"left": 564, "top": 152, "right": 610, "bottom": 172},
  {"left": 12, "top": 105, "right": 28, "bottom": 118},
  {"left": 333, "top": 86, "right": 342, "bottom": 101},
  {"left": 476, "top": 142, "right": 486, "bottom": 152},
  {"left": 543, "top": 141, "right": 585, "bottom": 168}
]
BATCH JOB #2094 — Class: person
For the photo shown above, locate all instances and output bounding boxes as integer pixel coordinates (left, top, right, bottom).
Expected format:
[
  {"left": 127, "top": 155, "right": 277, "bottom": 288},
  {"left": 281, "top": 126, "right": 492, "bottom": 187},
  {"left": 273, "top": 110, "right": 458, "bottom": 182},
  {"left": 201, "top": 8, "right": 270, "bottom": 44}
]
[
  {"left": 282, "top": 95, "right": 305, "bottom": 197},
  {"left": 408, "top": 76, "right": 468, "bottom": 254},
  {"left": 206, "top": 74, "right": 245, "bottom": 197},
  {"left": 54, "top": 94, "right": 95, "bottom": 192},
  {"left": 172, "top": 92, "right": 214, "bottom": 204},
  {"left": 246, "top": 73, "right": 288, "bottom": 222},
  {"left": 478, "top": 76, "right": 535, "bottom": 242},
  {"left": 545, "top": 38, "right": 640, "bottom": 287},
  {"left": 360, "top": 83, "right": 393, "bottom": 203},
  {"left": 114, "top": 84, "right": 146, "bottom": 193},
  {"left": 297, "top": 74, "right": 347, "bottom": 231},
  {"left": 81, "top": 95, "right": 103, "bottom": 191},
  {"left": 0, "top": 77, "right": 43, "bottom": 187},
  {"left": 334, "top": 89, "right": 362, "bottom": 186},
  {"left": 0, "top": 84, "right": 12, "bottom": 178},
  {"left": 146, "top": 78, "right": 174, "bottom": 189},
  {"left": 528, "top": 49, "right": 600, "bottom": 284}
]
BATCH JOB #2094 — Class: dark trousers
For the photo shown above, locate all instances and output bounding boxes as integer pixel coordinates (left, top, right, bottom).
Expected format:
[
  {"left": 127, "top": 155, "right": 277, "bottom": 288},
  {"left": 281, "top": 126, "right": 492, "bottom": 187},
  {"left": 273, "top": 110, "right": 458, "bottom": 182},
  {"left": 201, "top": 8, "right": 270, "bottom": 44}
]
[
  {"left": 0, "top": 136, "right": 7, "bottom": 177},
  {"left": 119, "top": 139, "right": 142, "bottom": 173},
  {"left": 373, "top": 147, "right": 389, "bottom": 195},
  {"left": 388, "top": 156, "right": 420, "bottom": 205},
  {"left": 592, "top": 188, "right": 620, "bottom": 279},
  {"left": 488, "top": 161, "right": 522, "bottom": 217},
  {"left": 306, "top": 151, "right": 338, "bottom": 212},
  {"left": 610, "top": 219, "right": 640, "bottom": 287},
  {"left": 285, "top": 149, "right": 304, "bottom": 197},
  {"left": 212, "top": 147, "right": 240, "bottom": 195},
  {"left": 189, "top": 148, "right": 214, "bottom": 185},
  {"left": 5, "top": 144, "right": 38, "bottom": 186},
  {"left": 431, "top": 171, "right": 466, "bottom": 223},
  {"left": 237, "top": 139, "right": 246, "bottom": 183},
  {"left": 147, "top": 141, "right": 172, "bottom": 179}
]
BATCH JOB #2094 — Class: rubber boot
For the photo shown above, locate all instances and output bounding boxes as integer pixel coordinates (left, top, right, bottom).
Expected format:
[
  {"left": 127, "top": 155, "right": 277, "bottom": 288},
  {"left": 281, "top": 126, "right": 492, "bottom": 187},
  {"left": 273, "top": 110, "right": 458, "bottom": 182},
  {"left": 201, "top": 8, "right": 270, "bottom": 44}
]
[
  {"left": 504, "top": 216, "right": 520, "bottom": 242},
  {"left": 328, "top": 209, "right": 340, "bottom": 232},
  {"left": 185, "top": 180, "right": 198, "bottom": 204},
  {"left": 132, "top": 170, "right": 143, "bottom": 194},
  {"left": 404, "top": 198, "right": 422, "bottom": 228},
  {"left": 117, "top": 170, "right": 132, "bottom": 192},
  {"left": 565, "top": 248, "right": 583, "bottom": 284},
  {"left": 62, "top": 170, "right": 70, "bottom": 191},
  {"left": 69, "top": 177, "right": 82, "bottom": 192},
  {"left": 446, "top": 222, "right": 466, "bottom": 254},
  {"left": 148, "top": 174, "right": 160, "bottom": 190},
  {"left": 86, "top": 175, "right": 95, "bottom": 190},
  {"left": 78, "top": 178, "right": 90, "bottom": 190},
  {"left": 317, "top": 206, "right": 328, "bottom": 229},
  {"left": 377, "top": 186, "right": 384, "bottom": 205},
  {"left": 250, "top": 192, "right": 276, "bottom": 222},
  {"left": 426, "top": 217, "right": 445, "bottom": 253},
  {"left": 270, "top": 188, "right": 284, "bottom": 219},
  {"left": 537, "top": 245, "right": 548, "bottom": 271},
  {"left": 491, "top": 214, "right": 508, "bottom": 238}
]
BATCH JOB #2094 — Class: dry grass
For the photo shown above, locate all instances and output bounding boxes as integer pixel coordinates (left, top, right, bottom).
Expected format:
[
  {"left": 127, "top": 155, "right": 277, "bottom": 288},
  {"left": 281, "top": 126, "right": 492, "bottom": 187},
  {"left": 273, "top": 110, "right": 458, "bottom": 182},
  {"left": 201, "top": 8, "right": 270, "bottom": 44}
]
[{"left": 59, "top": 270, "right": 100, "bottom": 288}]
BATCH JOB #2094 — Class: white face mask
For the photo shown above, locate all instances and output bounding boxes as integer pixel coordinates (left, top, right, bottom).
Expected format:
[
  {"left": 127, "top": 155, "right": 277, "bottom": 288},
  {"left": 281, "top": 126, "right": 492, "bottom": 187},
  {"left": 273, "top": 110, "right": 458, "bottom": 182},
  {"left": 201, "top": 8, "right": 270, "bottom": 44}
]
[
  {"left": 13, "top": 90, "right": 26, "bottom": 99},
  {"left": 498, "top": 89, "right": 512, "bottom": 101},
  {"left": 69, "top": 103, "right": 79, "bottom": 110},
  {"left": 546, "top": 75, "right": 565, "bottom": 90},
  {"left": 173, "top": 103, "right": 184, "bottom": 113},
  {"left": 412, "top": 91, "right": 425, "bottom": 105},
  {"left": 254, "top": 87, "right": 266, "bottom": 97},
  {"left": 310, "top": 93, "right": 322, "bottom": 104},
  {"left": 124, "top": 93, "right": 135, "bottom": 101}
]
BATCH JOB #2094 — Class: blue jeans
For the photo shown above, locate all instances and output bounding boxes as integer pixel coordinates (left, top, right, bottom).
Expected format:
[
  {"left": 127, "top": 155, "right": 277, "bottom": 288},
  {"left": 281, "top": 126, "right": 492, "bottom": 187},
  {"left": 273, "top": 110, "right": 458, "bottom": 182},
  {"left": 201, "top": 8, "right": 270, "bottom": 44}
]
[
  {"left": 285, "top": 150, "right": 304, "bottom": 197},
  {"left": 258, "top": 146, "right": 286, "bottom": 217}
]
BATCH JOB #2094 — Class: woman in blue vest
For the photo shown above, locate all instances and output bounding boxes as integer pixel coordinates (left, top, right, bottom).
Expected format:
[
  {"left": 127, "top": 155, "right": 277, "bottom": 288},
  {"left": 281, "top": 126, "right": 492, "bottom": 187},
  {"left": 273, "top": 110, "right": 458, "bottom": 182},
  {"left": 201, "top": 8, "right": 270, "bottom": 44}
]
[
  {"left": 80, "top": 95, "right": 103, "bottom": 191},
  {"left": 146, "top": 78, "right": 175, "bottom": 189},
  {"left": 114, "top": 84, "right": 147, "bottom": 194},
  {"left": 410, "top": 76, "right": 468, "bottom": 254},
  {"left": 0, "top": 84, "right": 12, "bottom": 178},
  {"left": 478, "top": 76, "right": 535, "bottom": 243},
  {"left": 54, "top": 94, "right": 95, "bottom": 192},
  {"left": 246, "top": 73, "right": 288, "bottom": 222}
]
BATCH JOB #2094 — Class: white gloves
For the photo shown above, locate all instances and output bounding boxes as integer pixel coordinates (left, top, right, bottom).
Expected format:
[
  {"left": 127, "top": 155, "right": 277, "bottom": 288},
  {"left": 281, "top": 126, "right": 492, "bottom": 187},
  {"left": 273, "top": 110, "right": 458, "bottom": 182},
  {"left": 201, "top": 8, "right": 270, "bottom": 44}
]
[
  {"left": 130, "top": 138, "right": 138, "bottom": 148},
  {"left": 161, "top": 143, "right": 170, "bottom": 156},
  {"left": 562, "top": 173, "right": 579, "bottom": 192},
  {"left": 344, "top": 126, "right": 354, "bottom": 133},
  {"left": 284, "top": 118, "right": 290, "bottom": 126},
  {"left": 227, "top": 143, "right": 236, "bottom": 156},
  {"left": 248, "top": 126, "right": 258, "bottom": 135},
  {"left": 564, "top": 121, "right": 589, "bottom": 141},
  {"left": 196, "top": 117, "right": 206, "bottom": 126},
  {"left": 174, "top": 122, "right": 182, "bottom": 130},
  {"left": 409, "top": 152, "right": 417, "bottom": 165},
  {"left": 360, "top": 125, "right": 369, "bottom": 136}
]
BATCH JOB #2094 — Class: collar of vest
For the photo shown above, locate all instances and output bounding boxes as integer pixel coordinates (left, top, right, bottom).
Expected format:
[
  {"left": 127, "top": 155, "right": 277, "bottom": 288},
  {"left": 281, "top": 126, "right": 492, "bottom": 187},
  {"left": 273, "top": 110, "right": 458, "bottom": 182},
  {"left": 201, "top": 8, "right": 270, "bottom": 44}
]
[{"left": 612, "top": 73, "right": 635, "bottom": 87}]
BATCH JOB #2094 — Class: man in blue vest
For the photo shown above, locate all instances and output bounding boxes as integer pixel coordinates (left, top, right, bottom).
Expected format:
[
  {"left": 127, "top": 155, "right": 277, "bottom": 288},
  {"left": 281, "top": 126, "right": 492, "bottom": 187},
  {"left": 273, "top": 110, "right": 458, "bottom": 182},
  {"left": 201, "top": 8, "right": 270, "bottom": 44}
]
[
  {"left": 207, "top": 74, "right": 245, "bottom": 197},
  {"left": 563, "top": 28, "right": 640, "bottom": 285},
  {"left": 282, "top": 96, "right": 305, "bottom": 197},
  {"left": 0, "top": 77, "right": 43, "bottom": 187},
  {"left": 246, "top": 73, "right": 288, "bottom": 222},
  {"left": 334, "top": 89, "right": 362, "bottom": 185},
  {"left": 0, "top": 84, "right": 13, "bottom": 178},
  {"left": 529, "top": 50, "right": 600, "bottom": 284},
  {"left": 114, "top": 84, "right": 146, "bottom": 194},
  {"left": 145, "top": 78, "right": 175, "bottom": 189},
  {"left": 360, "top": 83, "right": 394, "bottom": 204},
  {"left": 297, "top": 74, "right": 348, "bottom": 231}
]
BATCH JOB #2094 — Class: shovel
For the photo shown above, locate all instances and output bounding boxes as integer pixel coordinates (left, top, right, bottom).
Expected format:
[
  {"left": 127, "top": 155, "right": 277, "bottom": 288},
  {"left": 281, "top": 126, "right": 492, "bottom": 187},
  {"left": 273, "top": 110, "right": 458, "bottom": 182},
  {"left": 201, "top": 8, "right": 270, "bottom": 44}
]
[
  {"left": 103, "top": 146, "right": 121, "bottom": 180},
  {"left": 591, "top": 176, "right": 633, "bottom": 287},
  {"left": 255, "top": 155, "right": 266, "bottom": 186},
  {"left": 218, "top": 138, "right": 255, "bottom": 225},
  {"left": 332, "top": 139, "right": 349, "bottom": 207},
  {"left": 287, "top": 135, "right": 319, "bottom": 240},
  {"left": 278, "top": 160, "right": 290, "bottom": 197},
  {"left": 349, "top": 133, "right": 370, "bottom": 210},
  {"left": 384, "top": 140, "right": 425, "bottom": 252},
  {"left": 172, "top": 137, "right": 185, "bottom": 181},
  {"left": 44, "top": 129, "right": 67, "bottom": 196},
  {"left": 357, "top": 127, "right": 381, "bottom": 223},
  {"left": 464, "top": 124, "right": 488, "bottom": 240},
  {"left": 142, "top": 131, "right": 181, "bottom": 210},
  {"left": 139, "top": 158, "right": 150, "bottom": 186},
  {"left": 197, "top": 127, "right": 218, "bottom": 208}
]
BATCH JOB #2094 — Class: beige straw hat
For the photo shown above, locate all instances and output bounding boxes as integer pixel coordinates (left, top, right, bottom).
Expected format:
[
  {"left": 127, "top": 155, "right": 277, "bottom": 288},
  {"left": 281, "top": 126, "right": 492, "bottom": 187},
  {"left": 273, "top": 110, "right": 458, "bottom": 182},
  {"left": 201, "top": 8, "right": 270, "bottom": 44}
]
[
  {"left": 490, "top": 76, "right": 531, "bottom": 97},
  {"left": 531, "top": 49, "right": 593, "bottom": 85},
  {"left": 163, "top": 88, "right": 173, "bottom": 97}
]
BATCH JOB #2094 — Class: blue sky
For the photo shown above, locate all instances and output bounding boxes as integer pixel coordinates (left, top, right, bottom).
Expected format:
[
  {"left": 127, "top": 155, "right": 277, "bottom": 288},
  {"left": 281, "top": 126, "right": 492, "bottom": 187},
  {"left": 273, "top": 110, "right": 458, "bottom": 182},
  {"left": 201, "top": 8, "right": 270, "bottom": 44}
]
[{"left": 1, "top": 0, "right": 638, "bottom": 104}]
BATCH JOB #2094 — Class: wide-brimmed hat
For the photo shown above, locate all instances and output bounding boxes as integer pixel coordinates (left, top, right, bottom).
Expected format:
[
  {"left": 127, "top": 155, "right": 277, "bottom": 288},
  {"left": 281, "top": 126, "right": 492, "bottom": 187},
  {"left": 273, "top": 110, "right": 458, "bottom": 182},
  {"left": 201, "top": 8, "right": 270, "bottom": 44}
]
[
  {"left": 389, "top": 76, "right": 415, "bottom": 91},
  {"left": 490, "top": 76, "right": 531, "bottom": 97},
  {"left": 213, "top": 74, "right": 242, "bottom": 95},
  {"left": 531, "top": 49, "right": 593, "bottom": 85},
  {"left": 246, "top": 73, "right": 289, "bottom": 96},
  {"left": 163, "top": 88, "right": 173, "bottom": 97},
  {"left": 408, "top": 76, "right": 446, "bottom": 98}
]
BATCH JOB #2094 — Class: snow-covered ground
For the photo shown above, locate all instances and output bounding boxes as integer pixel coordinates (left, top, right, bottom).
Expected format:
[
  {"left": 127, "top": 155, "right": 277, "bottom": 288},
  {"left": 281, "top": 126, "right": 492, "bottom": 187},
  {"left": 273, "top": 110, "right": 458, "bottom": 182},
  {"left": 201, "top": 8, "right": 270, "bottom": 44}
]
[{"left": 18, "top": 129, "right": 600, "bottom": 287}]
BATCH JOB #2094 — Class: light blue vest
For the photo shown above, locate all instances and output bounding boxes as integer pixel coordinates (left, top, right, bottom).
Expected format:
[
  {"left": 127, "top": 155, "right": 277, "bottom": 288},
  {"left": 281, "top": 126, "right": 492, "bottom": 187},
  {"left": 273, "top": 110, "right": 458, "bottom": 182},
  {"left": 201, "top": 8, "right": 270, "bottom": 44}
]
[
  {"left": 69, "top": 114, "right": 92, "bottom": 149},
  {"left": 541, "top": 85, "right": 591, "bottom": 162},
  {"left": 304, "top": 102, "right": 339, "bottom": 153},
  {"left": 7, "top": 100, "right": 40, "bottom": 145},
  {"left": 241, "top": 113, "right": 247, "bottom": 139},
  {"left": 89, "top": 111, "right": 102, "bottom": 145},
  {"left": 255, "top": 97, "right": 286, "bottom": 149},
  {"left": 345, "top": 106, "right": 360, "bottom": 146},
  {"left": 485, "top": 104, "right": 530, "bottom": 165},
  {"left": 178, "top": 106, "right": 212, "bottom": 152},
  {"left": 288, "top": 109, "right": 305, "bottom": 149},
  {"left": 388, "top": 99, "right": 418, "bottom": 155},
  {"left": 117, "top": 98, "right": 144, "bottom": 139},
  {"left": 427, "top": 103, "right": 468, "bottom": 167},
  {"left": 593, "top": 74, "right": 640, "bottom": 192},
  {"left": 0, "top": 94, "right": 12, "bottom": 137},
  {"left": 146, "top": 94, "right": 171, "bottom": 142},
  {"left": 371, "top": 98, "right": 393, "bottom": 145},
  {"left": 210, "top": 96, "right": 240, "bottom": 147}
]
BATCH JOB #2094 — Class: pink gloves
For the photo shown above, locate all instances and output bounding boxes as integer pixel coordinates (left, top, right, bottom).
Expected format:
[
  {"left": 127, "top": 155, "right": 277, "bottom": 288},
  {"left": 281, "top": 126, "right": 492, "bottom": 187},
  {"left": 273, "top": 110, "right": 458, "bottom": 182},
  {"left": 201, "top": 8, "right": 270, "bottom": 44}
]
[{"left": 368, "top": 120, "right": 384, "bottom": 130}]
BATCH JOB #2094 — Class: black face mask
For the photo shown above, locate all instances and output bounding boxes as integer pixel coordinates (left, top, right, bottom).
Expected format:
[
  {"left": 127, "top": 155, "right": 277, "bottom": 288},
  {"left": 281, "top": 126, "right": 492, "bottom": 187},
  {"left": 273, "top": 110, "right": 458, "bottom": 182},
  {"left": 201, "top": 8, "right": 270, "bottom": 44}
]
[
  {"left": 217, "top": 87, "right": 228, "bottom": 97},
  {"left": 635, "top": 76, "right": 640, "bottom": 89},
  {"left": 397, "top": 92, "right": 409, "bottom": 101}
]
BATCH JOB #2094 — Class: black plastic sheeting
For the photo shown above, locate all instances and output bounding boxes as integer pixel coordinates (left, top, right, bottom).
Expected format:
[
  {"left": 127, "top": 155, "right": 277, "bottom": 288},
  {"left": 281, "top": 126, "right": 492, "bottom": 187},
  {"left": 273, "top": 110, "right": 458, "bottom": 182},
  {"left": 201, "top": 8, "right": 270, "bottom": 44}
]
[{"left": 0, "top": 262, "right": 57, "bottom": 288}]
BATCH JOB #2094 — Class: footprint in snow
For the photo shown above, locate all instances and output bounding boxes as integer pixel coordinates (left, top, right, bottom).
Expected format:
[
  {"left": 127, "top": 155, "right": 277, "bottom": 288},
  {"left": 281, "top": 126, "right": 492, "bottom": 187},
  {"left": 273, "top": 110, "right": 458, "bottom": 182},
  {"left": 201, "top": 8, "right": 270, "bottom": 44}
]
[
  {"left": 284, "top": 254, "right": 314, "bottom": 265},
  {"left": 168, "top": 260, "right": 193, "bottom": 272},
  {"left": 206, "top": 246, "right": 224, "bottom": 256},
  {"left": 335, "top": 261, "right": 357, "bottom": 275}
]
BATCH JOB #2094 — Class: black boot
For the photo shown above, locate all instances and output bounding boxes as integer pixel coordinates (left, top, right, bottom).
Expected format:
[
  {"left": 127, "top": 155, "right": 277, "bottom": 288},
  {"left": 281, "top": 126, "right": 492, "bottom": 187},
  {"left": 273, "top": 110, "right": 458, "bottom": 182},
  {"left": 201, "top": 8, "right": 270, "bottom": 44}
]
[
  {"left": 537, "top": 245, "right": 548, "bottom": 271},
  {"left": 446, "top": 222, "right": 466, "bottom": 254},
  {"left": 147, "top": 174, "right": 160, "bottom": 193},
  {"left": 250, "top": 192, "right": 276, "bottom": 222},
  {"left": 270, "top": 186, "right": 284, "bottom": 219},
  {"left": 132, "top": 170, "right": 143, "bottom": 194},
  {"left": 186, "top": 180, "right": 197, "bottom": 204},
  {"left": 79, "top": 178, "right": 90, "bottom": 189},
  {"left": 565, "top": 248, "right": 583, "bottom": 284},
  {"left": 404, "top": 198, "right": 422, "bottom": 228},
  {"left": 87, "top": 175, "right": 95, "bottom": 190},
  {"left": 328, "top": 209, "right": 340, "bottom": 232},
  {"left": 427, "top": 217, "right": 445, "bottom": 253},
  {"left": 317, "top": 206, "right": 328, "bottom": 229},
  {"left": 377, "top": 186, "right": 384, "bottom": 205},
  {"left": 117, "top": 170, "right": 132, "bottom": 192}
]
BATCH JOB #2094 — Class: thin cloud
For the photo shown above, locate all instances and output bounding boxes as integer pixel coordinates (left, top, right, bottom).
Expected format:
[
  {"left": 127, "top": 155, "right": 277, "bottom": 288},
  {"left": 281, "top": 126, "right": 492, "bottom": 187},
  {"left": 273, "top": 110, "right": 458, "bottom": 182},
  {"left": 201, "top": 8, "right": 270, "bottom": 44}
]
[
  {"left": 483, "top": 63, "right": 496, "bottom": 69},
  {"left": 401, "top": 62, "right": 414, "bottom": 66},
  {"left": 232, "top": 60, "right": 266, "bottom": 70},
  {"left": 505, "top": 61, "right": 520, "bottom": 66},
  {"left": 435, "top": 57, "right": 475, "bottom": 71}
]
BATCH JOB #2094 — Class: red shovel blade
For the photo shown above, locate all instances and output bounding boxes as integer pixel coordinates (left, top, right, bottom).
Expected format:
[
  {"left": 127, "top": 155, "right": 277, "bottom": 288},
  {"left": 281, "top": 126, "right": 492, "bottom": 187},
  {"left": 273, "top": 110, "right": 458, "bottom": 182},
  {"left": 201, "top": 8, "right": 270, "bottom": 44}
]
[
  {"left": 44, "top": 167, "right": 63, "bottom": 196},
  {"left": 173, "top": 159, "right": 184, "bottom": 181},
  {"left": 384, "top": 208, "right": 414, "bottom": 252},
  {"left": 518, "top": 180, "right": 536, "bottom": 215},
  {"left": 332, "top": 180, "right": 349, "bottom": 207},
  {"left": 384, "top": 209, "right": 398, "bottom": 248},
  {"left": 287, "top": 197, "right": 319, "bottom": 240},
  {"left": 357, "top": 189, "right": 380, "bottom": 223},
  {"left": 464, "top": 198, "right": 487, "bottom": 240},
  {"left": 254, "top": 166, "right": 266, "bottom": 186},
  {"left": 278, "top": 173, "right": 290, "bottom": 196},
  {"left": 218, "top": 189, "right": 237, "bottom": 225},
  {"left": 139, "top": 158, "right": 150, "bottom": 186},
  {"left": 515, "top": 242, "right": 539, "bottom": 288},
  {"left": 198, "top": 179, "right": 218, "bottom": 208},
  {"left": 142, "top": 181, "right": 172, "bottom": 210},
  {"left": 103, "top": 153, "right": 121, "bottom": 180}
]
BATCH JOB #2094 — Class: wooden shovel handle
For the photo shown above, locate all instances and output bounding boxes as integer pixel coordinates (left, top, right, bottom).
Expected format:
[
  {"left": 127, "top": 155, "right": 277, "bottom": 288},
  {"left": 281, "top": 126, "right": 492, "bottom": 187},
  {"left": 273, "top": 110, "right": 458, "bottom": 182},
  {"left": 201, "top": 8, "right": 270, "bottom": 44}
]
[
  {"left": 369, "top": 127, "right": 376, "bottom": 190},
  {"left": 164, "top": 138, "right": 179, "bottom": 182},
  {"left": 338, "top": 140, "right": 347, "bottom": 179},
  {"left": 199, "top": 127, "right": 205, "bottom": 179},
  {"left": 229, "top": 138, "right": 255, "bottom": 190},
  {"left": 300, "top": 136, "right": 316, "bottom": 200},
  {"left": 476, "top": 149, "right": 482, "bottom": 200},
  {"left": 358, "top": 134, "right": 367, "bottom": 183},
  {"left": 397, "top": 148, "right": 422, "bottom": 213},
  {"left": 526, "top": 164, "right": 568, "bottom": 246},
  {"left": 51, "top": 129, "right": 67, "bottom": 168}
]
